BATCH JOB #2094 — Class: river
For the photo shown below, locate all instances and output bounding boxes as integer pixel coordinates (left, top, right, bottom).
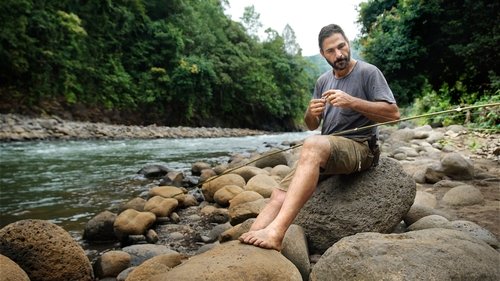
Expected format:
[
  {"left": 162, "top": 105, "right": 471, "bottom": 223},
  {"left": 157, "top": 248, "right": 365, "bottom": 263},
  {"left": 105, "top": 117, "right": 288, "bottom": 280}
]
[{"left": 0, "top": 132, "right": 315, "bottom": 238}]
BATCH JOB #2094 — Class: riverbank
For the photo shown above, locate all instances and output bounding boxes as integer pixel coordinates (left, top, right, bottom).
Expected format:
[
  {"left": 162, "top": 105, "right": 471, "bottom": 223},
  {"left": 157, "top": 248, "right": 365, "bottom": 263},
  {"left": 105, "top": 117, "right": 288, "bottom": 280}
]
[
  {"left": 1, "top": 120, "right": 499, "bottom": 280},
  {"left": 0, "top": 114, "right": 270, "bottom": 141}
]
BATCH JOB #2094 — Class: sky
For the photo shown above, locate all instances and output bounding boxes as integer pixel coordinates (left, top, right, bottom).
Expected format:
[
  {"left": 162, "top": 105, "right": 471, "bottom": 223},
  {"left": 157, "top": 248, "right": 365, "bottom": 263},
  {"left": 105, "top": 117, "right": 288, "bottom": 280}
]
[{"left": 225, "top": 0, "right": 366, "bottom": 56}]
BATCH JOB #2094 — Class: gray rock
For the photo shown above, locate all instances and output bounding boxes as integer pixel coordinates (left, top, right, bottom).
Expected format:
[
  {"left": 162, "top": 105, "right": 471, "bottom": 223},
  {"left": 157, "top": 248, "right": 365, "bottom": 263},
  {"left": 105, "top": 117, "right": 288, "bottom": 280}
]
[
  {"left": 442, "top": 184, "right": 484, "bottom": 206},
  {"left": 404, "top": 204, "right": 454, "bottom": 226},
  {"left": 407, "top": 214, "right": 453, "bottom": 231},
  {"left": 440, "top": 152, "right": 474, "bottom": 180},
  {"left": 295, "top": 157, "right": 416, "bottom": 253},
  {"left": 310, "top": 229, "right": 500, "bottom": 281},
  {"left": 137, "top": 164, "right": 170, "bottom": 179},
  {"left": 451, "top": 220, "right": 499, "bottom": 248},
  {"left": 83, "top": 210, "right": 117, "bottom": 242},
  {"left": 124, "top": 253, "right": 183, "bottom": 281},
  {"left": 121, "top": 244, "right": 178, "bottom": 266},
  {"left": 282, "top": 225, "right": 311, "bottom": 281}
]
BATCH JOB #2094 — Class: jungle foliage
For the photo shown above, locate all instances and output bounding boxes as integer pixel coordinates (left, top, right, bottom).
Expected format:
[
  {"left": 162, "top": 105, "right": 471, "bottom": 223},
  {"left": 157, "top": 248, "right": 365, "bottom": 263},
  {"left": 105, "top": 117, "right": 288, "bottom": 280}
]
[
  {"left": 0, "top": 0, "right": 313, "bottom": 130},
  {"left": 356, "top": 0, "right": 499, "bottom": 107},
  {"left": 1, "top": 0, "right": 498, "bottom": 130}
]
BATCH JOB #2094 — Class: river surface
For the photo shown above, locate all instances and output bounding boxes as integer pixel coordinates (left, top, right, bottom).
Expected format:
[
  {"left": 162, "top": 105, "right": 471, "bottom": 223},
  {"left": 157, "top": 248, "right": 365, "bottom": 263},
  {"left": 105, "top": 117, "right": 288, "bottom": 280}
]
[{"left": 0, "top": 132, "right": 315, "bottom": 237}]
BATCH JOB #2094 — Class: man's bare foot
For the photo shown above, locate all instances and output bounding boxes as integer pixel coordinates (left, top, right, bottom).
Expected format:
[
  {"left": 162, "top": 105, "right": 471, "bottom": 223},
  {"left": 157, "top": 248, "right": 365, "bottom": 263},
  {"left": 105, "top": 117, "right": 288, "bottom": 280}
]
[{"left": 239, "top": 227, "right": 284, "bottom": 251}]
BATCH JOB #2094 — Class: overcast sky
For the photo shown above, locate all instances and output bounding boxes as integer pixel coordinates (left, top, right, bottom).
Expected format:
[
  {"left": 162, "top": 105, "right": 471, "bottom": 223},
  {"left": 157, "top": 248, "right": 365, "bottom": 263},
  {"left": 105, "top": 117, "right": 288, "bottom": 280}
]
[{"left": 225, "top": 0, "right": 366, "bottom": 56}]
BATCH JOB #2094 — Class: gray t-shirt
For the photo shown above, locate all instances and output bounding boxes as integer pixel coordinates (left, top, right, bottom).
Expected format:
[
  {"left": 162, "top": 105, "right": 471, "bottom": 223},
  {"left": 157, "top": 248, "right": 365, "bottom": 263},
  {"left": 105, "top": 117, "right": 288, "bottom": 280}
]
[{"left": 313, "top": 60, "right": 396, "bottom": 139}]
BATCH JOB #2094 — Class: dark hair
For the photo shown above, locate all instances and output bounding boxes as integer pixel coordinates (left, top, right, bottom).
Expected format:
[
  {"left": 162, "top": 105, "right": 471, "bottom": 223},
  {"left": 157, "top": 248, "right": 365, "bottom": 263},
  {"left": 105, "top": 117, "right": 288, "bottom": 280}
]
[{"left": 318, "top": 24, "right": 348, "bottom": 50}]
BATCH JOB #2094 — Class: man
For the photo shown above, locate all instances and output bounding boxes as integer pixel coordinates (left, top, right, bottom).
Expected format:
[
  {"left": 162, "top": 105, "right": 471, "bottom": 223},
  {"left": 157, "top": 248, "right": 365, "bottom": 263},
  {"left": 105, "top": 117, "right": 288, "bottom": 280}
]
[{"left": 239, "top": 24, "right": 400, "bottom": 251}]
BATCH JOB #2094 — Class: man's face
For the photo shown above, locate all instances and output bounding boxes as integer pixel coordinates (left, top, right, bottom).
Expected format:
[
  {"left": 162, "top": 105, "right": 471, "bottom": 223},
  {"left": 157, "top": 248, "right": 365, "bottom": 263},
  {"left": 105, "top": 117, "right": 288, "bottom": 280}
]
[{"left": 320, "top": 33, "right": 351, "bottom": 71}]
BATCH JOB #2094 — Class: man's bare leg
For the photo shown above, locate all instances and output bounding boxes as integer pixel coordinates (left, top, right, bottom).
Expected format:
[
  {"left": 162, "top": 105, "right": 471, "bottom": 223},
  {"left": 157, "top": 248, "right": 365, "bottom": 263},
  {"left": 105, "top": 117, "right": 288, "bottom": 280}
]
[
  {"left": 247, "top": 188, "right": 286, "bottom": 231},
  {"left": 239, "top": 136, "right": 331, "bottom": 250}
]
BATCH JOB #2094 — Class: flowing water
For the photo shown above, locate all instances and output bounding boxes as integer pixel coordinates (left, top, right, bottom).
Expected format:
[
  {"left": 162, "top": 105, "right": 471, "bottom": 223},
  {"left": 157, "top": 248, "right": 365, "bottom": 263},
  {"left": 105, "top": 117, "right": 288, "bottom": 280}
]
[{"left": 0, "top": 132, "right": 315, "bottom": 237}]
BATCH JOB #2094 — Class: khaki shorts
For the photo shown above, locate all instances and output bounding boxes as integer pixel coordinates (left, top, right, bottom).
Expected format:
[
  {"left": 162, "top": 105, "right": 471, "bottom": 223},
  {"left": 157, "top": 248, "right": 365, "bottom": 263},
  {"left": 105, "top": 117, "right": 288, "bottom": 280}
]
[{"left": 278, "top": 136, "right": 374, "bottom": 191}]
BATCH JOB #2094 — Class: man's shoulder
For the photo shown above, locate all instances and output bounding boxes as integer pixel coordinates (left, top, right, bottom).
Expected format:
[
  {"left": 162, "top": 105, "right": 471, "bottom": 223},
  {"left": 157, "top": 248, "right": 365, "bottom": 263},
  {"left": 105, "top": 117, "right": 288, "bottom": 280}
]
[
  {"left": 316, "top": 69, "right": 334, "bottom": 84},
  {"left": 356, "top": 60, "right": 378, "bottom": 72}
]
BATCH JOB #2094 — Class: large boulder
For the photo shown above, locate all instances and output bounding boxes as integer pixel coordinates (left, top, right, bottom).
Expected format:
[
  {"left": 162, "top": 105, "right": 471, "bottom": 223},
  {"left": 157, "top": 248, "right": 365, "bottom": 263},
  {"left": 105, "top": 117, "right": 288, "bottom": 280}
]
[
  {"left": 151, "top": 241, "right": 302, "bottom": 281},
  {"left": 310, "top": 229, "right": 500, "bottom": 281},
  {"left": 295, "top": 157, "right": 416, "bottom": 253},
  {"left": 0, "top": 219, "right": 94, "bottom": 281}
]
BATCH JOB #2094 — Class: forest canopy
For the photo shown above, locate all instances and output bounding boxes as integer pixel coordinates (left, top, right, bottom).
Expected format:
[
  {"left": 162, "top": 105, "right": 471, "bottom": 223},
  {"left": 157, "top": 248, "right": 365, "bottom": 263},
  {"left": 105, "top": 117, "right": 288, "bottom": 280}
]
[{"left": 0, "top": 0, "right": 498, "bottom": 130}]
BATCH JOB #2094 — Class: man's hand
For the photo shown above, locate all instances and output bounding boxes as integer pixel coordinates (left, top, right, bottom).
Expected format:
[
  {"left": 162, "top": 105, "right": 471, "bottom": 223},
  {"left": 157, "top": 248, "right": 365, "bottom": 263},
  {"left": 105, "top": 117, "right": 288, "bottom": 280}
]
[
  {"left": 307, "top": 98, "right": 327, "bottom": 117},
  {"left": 322, "top": 89, "right": 354, "bottom": 108}
]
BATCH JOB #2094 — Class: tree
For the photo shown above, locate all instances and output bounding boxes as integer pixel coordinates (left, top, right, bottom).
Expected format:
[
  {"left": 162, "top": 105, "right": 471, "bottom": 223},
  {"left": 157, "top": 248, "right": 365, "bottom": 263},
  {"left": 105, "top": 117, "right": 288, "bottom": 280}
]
[
  {"left": 357, "top": 0, "right": 499, "bottom": 105},
  {"left": 282, "top": 24, "right": 301, "bottom": 56},
  {"left": 240, "top": 5, "right": 263, "bottom": 40}
]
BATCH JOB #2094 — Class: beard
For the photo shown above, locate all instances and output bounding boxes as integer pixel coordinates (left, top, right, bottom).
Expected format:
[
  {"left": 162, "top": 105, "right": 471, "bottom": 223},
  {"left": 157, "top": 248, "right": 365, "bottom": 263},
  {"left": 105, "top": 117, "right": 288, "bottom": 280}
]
[{"left": 327, "top": 52, "right": 351, "bottom": 71}]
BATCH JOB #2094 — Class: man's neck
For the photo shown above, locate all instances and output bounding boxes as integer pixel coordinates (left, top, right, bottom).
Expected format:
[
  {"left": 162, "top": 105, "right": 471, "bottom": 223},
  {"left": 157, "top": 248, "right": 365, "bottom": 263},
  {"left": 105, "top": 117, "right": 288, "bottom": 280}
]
[{"left": 334, "top": 59, "right": 357, "bottom": 79}]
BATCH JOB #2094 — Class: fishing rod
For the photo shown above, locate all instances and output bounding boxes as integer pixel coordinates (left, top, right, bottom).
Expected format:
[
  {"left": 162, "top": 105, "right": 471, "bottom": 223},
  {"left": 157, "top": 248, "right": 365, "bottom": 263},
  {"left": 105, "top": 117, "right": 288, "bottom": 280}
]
[{"left": 197, "top": 102, "right": 499, "bottom": 187}]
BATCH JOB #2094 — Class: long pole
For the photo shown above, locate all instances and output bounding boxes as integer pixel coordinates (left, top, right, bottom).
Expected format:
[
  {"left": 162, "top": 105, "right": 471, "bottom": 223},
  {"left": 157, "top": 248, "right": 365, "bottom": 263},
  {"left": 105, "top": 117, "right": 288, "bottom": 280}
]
[{"left": 198, "top": 102, "right": 499, "bottom": 186}]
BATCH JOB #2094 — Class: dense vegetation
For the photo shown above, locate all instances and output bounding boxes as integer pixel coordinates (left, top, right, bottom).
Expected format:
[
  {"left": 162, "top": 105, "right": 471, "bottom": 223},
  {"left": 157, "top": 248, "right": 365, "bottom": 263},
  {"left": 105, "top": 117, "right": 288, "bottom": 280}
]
[
  {"left": 0, "top": 0, "right": 315, "bottom": 130},
  {"left": 356, "top": 0, "right": 499, "bottom": 128},
  {"left": 0, "top": 0, "right": 498, "bottom": 130}
]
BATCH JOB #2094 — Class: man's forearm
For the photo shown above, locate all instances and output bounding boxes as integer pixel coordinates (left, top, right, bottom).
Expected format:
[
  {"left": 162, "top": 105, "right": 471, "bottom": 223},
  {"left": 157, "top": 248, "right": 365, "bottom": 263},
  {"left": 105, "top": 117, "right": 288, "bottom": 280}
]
[
  {"left": 304, "top": 109, "right": 321, "bottom": 130},
  {"left": 351, "top": 98, "right": 400, "bottom": 122}
]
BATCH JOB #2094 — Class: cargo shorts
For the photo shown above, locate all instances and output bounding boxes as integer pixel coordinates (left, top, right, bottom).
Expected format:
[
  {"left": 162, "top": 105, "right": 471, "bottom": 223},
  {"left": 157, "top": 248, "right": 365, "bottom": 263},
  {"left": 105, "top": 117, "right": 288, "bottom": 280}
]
[{"left": 278, "top": 135, "right": 374, "bottom": 191}]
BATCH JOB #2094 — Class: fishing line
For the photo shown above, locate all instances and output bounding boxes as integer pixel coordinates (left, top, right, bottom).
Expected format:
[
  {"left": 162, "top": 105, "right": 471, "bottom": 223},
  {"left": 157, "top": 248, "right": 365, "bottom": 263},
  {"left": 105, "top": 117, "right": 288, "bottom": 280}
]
[{"left": 196, "top": 102, "right": 499, "bottom": 187}]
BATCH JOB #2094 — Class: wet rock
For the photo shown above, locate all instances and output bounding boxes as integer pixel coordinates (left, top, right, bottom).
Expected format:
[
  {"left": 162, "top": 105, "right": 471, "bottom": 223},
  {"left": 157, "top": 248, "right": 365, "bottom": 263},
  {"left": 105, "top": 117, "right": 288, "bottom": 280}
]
[
  {"left": 191, "top": 162, "right": 212, "bottom": 176},
  {"left": 137, "top": 164, "right": 170, "bottom": 179},
  {"left": 83, "top": 210, "right": 117, "bottom": 242},
  {"left": 159, "top": 171, "right": 184, "bottom": 187},
  {"left": 121, "top": 244, "right": 179, "bottom": 267}
]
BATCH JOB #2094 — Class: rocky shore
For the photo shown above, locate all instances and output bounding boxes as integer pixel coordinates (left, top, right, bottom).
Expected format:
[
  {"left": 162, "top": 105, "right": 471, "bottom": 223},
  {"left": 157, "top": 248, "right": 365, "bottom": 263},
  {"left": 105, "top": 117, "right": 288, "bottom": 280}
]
[
  {"left": 0, "top": 114, "right": 268, "bottom": 141},
  {"left": 0, "top": 117, "right": 499, "bottom": 280}
]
